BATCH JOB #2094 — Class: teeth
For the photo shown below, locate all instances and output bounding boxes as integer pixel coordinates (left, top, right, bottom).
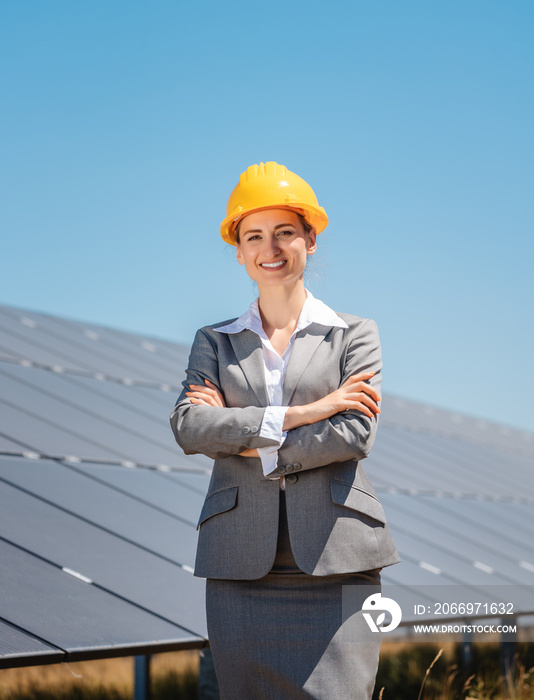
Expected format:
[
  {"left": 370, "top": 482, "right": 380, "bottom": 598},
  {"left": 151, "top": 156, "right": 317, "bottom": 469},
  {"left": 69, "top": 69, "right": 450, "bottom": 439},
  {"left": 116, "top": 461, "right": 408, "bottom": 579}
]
[{"left": 261, "top": 261, "right": 286, "bottom": 268}]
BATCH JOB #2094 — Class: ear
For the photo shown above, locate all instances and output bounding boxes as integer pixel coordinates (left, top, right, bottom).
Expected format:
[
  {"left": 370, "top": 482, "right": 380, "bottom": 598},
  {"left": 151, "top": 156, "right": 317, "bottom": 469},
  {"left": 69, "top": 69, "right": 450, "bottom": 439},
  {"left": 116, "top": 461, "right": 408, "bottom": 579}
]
[
  {"left": 236, "top": 245, "right": 245, "bottom": 265},
  {"left": 306, "top": 229, "right": 317, "bottom": 256}
]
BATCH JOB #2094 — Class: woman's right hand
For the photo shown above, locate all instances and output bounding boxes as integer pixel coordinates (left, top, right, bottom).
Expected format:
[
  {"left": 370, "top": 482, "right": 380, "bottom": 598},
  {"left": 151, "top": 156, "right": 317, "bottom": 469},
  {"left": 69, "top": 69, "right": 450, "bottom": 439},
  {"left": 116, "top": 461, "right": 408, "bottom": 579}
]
[
  {"left": 185, "top": 379, "right": 226, "bottom": 407},
  {"left": 282, "top": 371, "right": 380, "bottom": 431}
]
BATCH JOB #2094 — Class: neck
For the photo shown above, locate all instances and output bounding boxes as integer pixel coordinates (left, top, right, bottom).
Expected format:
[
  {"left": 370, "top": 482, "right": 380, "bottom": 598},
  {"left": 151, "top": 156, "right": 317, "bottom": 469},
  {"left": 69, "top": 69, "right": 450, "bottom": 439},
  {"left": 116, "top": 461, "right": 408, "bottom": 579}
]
[{"left": 257, "top": 280, "right": 307, "bottom": 334}]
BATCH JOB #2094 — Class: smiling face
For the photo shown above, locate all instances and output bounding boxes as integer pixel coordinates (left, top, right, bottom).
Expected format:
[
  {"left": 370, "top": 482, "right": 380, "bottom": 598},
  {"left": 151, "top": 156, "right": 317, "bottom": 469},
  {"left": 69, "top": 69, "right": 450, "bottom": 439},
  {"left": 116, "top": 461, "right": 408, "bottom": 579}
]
[{"left": 235, "top": 209, "right": 317, "bottom": 290}]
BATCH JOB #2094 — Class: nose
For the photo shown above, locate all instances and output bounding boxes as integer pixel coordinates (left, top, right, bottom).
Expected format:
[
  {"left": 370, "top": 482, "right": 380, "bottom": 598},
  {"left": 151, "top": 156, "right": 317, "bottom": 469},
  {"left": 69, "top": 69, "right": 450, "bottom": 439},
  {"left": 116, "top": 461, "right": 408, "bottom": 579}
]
[{"left": 265, "top": 234, "right": 281, "bottom": 257}]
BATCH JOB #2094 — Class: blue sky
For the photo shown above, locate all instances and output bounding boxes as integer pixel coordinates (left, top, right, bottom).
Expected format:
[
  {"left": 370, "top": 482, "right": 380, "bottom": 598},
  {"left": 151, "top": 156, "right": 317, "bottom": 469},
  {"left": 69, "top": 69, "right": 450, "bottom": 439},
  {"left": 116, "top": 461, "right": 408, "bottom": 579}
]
[{"left": 1, "top": 1, "right": 533, "bottom": 431}]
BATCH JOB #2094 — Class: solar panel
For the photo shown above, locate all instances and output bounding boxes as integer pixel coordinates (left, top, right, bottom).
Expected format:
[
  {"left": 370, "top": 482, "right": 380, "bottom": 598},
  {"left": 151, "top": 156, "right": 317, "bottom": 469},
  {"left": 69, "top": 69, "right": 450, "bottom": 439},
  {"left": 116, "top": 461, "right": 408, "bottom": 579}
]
[
  {"left": 0, "top": 306, "right": 188, "bottom": 384},
  {"left": 70, "top": 463, "right": 205, "bottom": 526},
  {"left": 381, "top": 394, "right": 534, "bottom": 459},
  {"left": 380, "top": 493, "right": 534, "bottom": 586},
  {"left": 428, "top": 497, "right": 534, "bottom": 551},
  {"left": 0, "top": 479, "right": 206, "bottom": 637},
  {"left": 366, "top": 426, "right": 534, "bottom": 501},
  {"left": 0, "top": 458, "right": 197, "bottom": 568},
  {"left": 0, "top": 392, "right": 132, "bottom": 461},
  {"left": 0, "top": 365, "right": 180, "bottom": 464},
  {"left": 0, "top": 540, "right": 202, "bottom": 661}
]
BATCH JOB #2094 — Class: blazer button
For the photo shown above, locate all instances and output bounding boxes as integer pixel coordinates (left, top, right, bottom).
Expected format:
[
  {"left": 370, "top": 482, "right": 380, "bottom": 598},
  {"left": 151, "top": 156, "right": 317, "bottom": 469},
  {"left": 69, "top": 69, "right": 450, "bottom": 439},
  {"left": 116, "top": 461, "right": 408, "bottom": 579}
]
[
  {"left": 250, "top": 425, "right": 259, "bottom": 433},
  {"left": 242, "top": 427, "right": 251, "bottom": 434},
  {"left": 293, "top": 462, "right": 302, "bottom": 471},
  {"left": 285, "top": 464, "right": 294, "bottom": 473},
  {"left": 286, "top": 474, "right": 298, "bottom": 485},
  {"left": 277, "top": 465, "right": 286, "bottom": 474}
]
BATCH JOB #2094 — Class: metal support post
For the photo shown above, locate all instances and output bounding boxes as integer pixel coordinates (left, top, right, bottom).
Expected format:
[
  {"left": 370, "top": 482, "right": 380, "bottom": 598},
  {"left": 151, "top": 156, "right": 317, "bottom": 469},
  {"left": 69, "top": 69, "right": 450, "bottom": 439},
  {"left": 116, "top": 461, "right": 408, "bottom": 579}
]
[
  {"left": 134, "top": 655, "right": 151, "bottom": 700},
  {"left": 460, "top": 623, "right": 472, "bottom": 668},
  {"left": 199, "top": 647, "right": 220, "bottom": 700},
  {"left": 500, "top": 617, "right": 517, "bottom": 681}
]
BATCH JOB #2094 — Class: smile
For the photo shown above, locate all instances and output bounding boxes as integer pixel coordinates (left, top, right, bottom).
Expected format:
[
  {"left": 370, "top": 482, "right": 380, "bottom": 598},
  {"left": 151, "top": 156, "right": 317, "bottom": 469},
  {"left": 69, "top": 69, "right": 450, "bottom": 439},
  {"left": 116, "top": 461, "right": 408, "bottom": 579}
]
[{"left": 260, "top": 260, "right": 287, "bottom": 269}]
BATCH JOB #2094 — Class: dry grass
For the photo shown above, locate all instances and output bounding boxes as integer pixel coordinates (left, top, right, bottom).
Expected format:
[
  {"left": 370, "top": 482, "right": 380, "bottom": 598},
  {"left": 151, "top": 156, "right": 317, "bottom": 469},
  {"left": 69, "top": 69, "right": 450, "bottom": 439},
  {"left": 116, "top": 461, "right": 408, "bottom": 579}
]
[
  {"left": 2, "top": 643, "right": 534, "bottom": 699},
  {"left": 0, "top": 651, "right": 198, "bottom": 700},
  {"left": 375, "top": 641, "right": 534, "bottom": 700},
  {"left": 417, "top": 648, "right": 444, "bottom": 700}
]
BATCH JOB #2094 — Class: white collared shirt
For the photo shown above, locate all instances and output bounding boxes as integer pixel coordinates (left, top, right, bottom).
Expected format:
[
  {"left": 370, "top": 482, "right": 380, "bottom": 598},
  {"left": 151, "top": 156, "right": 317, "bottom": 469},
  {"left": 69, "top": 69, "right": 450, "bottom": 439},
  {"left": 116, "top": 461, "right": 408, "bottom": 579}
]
[{"left": 215, "top": 290, "right": 348, "bottom": 487}]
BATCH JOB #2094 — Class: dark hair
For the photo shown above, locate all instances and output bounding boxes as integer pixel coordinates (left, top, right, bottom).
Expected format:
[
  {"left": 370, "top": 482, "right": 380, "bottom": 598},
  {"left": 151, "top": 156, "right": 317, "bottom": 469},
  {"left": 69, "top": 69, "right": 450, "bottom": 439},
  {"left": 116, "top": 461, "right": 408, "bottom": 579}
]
[{"left": 234, "top": 211, "right": 313, "bottom": 245}]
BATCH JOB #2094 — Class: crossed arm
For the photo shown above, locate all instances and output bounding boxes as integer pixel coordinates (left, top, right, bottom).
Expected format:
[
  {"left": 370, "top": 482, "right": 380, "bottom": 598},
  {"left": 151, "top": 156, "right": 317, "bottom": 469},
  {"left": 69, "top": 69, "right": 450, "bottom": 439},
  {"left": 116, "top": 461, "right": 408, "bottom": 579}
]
[
  {"left": 186, "top": 371, "right": 381, "bottom": 459},
  {"left": 171, "top": 320, "right": 382, "bottom": 476},
  {"left": 171, "top": 319, "right": 382, "bottom": 470}
]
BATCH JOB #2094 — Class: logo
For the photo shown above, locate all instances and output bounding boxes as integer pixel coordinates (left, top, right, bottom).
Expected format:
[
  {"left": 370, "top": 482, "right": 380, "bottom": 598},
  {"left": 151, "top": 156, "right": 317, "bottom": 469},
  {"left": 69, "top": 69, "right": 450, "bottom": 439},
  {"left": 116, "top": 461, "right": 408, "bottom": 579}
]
[{"left": 362, "top": 593, "right": 402, "bottom": 633}]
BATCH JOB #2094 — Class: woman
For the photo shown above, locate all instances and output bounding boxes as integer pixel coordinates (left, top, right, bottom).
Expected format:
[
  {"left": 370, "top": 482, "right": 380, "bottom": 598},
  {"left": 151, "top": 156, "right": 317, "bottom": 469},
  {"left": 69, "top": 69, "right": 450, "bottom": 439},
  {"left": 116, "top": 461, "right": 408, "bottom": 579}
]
[{"left": 171, "top": 162, "right": 400, "bottom": 699}]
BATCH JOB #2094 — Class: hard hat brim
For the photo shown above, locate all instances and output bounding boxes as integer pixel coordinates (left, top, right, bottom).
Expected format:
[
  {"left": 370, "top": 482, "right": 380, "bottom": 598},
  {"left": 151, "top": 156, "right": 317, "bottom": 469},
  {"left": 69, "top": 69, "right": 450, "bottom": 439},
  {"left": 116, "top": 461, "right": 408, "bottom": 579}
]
[{"left": 220, "top": 204, "right": 328, "bottom": 245}]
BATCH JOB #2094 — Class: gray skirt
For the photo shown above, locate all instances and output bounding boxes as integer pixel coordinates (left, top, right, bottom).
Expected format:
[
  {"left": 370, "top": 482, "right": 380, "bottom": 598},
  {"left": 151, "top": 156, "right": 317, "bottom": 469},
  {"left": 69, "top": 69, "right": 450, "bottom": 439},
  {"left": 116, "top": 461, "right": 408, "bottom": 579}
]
[{"left": 206, "top": 490, "right": 382, "bottom": 700}]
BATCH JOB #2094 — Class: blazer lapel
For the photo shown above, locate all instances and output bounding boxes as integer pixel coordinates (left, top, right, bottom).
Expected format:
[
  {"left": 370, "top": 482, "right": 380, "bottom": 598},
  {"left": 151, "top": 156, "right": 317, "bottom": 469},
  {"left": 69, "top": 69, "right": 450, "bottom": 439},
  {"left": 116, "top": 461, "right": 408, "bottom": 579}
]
[
  {"left": 283, "top": 324, "right": 331, "bottom": 405},
  {"left": 228, "top": 330, "right": 270, "bottom": 406}
]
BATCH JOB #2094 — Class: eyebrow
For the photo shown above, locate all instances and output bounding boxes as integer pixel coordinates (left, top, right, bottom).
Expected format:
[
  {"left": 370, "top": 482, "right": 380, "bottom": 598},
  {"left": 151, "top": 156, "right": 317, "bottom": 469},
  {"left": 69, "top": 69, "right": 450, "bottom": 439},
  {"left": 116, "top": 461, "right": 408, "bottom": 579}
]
[{"left": 243, "top": 223, "right": 296, "bottom": 236}]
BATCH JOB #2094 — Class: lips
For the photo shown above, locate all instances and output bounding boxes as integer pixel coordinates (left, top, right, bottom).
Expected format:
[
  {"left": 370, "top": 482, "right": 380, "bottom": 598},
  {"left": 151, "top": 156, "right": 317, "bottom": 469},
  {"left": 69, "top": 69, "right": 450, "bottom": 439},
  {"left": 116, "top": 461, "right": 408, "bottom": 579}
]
[{"left": 259, "top": 260, "right": 287, "bottom": 270}]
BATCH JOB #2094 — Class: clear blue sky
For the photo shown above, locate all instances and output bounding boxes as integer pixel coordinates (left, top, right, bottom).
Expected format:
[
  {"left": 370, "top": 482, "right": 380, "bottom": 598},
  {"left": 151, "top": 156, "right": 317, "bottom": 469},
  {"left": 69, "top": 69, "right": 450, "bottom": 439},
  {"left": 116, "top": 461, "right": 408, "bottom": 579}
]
[{"left": 1, "top": 1, "right": 533, "bottom": 432}]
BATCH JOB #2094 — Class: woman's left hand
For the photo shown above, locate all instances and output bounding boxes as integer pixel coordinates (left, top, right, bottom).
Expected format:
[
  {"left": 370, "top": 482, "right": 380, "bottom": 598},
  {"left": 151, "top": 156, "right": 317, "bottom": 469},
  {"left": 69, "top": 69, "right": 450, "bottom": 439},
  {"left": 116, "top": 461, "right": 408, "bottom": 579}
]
[{"left": 186, "top": 379, "right": 226, "bottom": 407}]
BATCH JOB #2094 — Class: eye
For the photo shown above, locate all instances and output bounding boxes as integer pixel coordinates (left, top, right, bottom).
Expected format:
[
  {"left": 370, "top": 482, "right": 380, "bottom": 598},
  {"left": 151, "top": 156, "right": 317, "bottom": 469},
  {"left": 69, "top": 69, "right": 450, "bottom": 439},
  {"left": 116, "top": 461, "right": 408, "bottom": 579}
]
[
  {"left": 277, "top": 229, "right": 295, "bottom": 237},
  {"left": 245, "top": 234, "right": 261, "bottom": 242}
]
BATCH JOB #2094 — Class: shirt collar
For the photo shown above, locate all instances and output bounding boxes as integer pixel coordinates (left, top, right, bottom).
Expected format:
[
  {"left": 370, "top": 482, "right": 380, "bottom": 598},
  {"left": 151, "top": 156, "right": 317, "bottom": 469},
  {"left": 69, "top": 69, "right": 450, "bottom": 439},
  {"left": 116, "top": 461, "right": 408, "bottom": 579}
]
[{"left": 214, "top": 290, "right": 348, "bottom": 336}]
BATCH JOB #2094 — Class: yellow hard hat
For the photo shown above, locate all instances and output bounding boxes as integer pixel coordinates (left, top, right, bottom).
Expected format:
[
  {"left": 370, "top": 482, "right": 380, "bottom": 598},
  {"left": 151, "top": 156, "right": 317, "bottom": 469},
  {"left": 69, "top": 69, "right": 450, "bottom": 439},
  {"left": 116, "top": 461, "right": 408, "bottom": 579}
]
[{"left": 220, "top": 161, "right": 328, "bottom": 245}]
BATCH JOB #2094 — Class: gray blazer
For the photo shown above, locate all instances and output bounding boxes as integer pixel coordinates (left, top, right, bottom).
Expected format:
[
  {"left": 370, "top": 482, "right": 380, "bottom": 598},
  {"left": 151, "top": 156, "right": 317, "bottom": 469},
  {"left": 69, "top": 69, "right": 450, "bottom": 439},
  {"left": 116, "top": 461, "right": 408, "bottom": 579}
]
[{"left": 170, "top": 312, "right": 400, "bottom": 580}]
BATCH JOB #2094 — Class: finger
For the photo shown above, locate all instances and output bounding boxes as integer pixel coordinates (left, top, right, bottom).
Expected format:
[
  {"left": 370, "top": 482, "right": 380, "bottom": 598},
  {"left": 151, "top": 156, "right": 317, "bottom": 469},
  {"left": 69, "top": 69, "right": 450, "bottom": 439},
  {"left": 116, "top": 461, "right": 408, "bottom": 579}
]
[
  {"left": 186, "top": 390, "right": 213, "bottom": 398},
  {"left": 344, "top": 402, "right": 376, "bottom": 419},
  {"left": 187, "top": 387, "right": 225, "bottom": 408},
  {"left": 189, "top": 383, "right": 216, "bottom": 394},
  {"left": 343, "top": 392, "right": 381, "bottom": 413},
  {"left": 189, "top": 384, "right": 219, "bottom": 399},
  {"left": 204, "top": 379, "right": 224, "bottom": 401},
  {"left": 343, "top": 382, "right": 381, "bottom": 403},
  {"left": 360, "top": 394, "right": 381, "bottom": 413},
  {"left": 341, "top": 372, "right": 378, "bottom": 390},
  {"left": 186, "top": 392, "right": 217, "bottom": 407},
  {"left": 355, "top": 403, "right": 375, "bottom": 418},
  {"left": 189, "top": 397, "right": 211, "bottom": 406},
  {"left": 358, "top": 384, "right": 380, "bottom": 406},
  {"left": 345, "top": 371, "right": 376, "bottom": 383},
  {"left": 190, "top": 383, "right": 222, "bottom": 400},
  {"left": 353, "top": 392, "right": 381, "bottom": 412}
]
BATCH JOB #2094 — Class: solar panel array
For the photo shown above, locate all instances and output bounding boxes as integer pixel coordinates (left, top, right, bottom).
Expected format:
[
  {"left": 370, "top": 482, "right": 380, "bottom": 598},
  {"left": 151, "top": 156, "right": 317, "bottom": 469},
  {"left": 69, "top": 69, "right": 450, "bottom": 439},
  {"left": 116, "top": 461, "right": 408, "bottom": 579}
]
[{"left": 1, "top": 302, "right": 533, "bottom": 667}]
